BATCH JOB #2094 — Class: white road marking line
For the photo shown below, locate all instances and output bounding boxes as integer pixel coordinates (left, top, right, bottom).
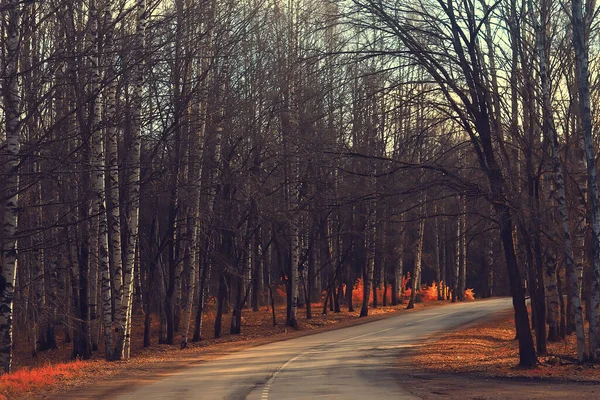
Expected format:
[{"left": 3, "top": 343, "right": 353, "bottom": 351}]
[
  {"left": 339, "top": 327, "right": 394, "bottom": 343},
  {"left": 261, "top": 352, "right": 307, "bottom": 399},
  {"left": 404, "top": 313, "right": 447, "bottom": 326}
]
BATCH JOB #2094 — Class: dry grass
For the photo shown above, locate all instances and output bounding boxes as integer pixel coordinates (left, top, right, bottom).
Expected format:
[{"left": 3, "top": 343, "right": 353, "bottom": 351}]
[
  {"left": 408, "top": 311, "right": 600, "bottom": 382},
  {"left": 0, "top": 359, "right": 88, "bottom": 398}
]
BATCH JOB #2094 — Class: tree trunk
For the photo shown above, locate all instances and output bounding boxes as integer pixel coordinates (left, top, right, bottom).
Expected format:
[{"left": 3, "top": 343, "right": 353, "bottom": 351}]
[
  {"left": 0, "top": 0, "right": 21, "bottom": 374},
  {"left": 572, "top": 0, "right": 600, "bottom": 360},
  {"left": 360, "top": 203, "right": 376, "bottom": 317}
]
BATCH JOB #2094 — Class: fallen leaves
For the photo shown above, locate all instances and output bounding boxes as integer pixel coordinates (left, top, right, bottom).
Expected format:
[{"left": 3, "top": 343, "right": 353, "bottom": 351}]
[{"left": 406, "top": 310, "right": 600, "bottom": 382}]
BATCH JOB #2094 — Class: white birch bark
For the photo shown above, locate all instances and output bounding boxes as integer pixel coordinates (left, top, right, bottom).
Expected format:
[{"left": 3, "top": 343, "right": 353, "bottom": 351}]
[
  {"left": 522, "top": 0, "right": 586, "bottom": 358},
  {"left": 117, "top": 0, "right": 146, "bottom": 361},
  {"left": 83, "top": 0, "right": 115, "bottom": 360},
  {"left": 529, "top": 1, "right": 560, "bottom": 341},
  {"left": 100, "top": 0, "right": 122, "bottom": 361},
  {"left": 284, "top": 0, "right": 300, "bottom": 328},
  {"left": 288, "top": 129, "right": 300, "bottom": 327},
  {"left": 0, "top": 0, "right": 21, "bottom": 374},
  {"left": 407, "top": 194, "right": 425, "bottom": 309},
  {"left": 86, "top": 0, "right": 105, "bottom": 357}
]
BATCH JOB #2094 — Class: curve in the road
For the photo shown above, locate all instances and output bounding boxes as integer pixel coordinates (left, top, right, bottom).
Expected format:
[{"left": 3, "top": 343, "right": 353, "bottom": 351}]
[{"left": 114, "top": 298, "right": 512, "bottom": 400}]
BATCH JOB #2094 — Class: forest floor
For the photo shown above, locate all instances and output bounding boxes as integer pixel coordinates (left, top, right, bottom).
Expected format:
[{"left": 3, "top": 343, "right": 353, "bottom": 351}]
[
  {"left": 398, "top": 310, "right": 600, "bottom": 399},
  {"left": 4, "top": 299, "right": 445, "bottom": 399}
]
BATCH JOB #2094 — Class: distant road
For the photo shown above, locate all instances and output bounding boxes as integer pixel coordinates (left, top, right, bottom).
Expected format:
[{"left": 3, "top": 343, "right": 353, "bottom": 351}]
[{"left": 114, "top": 298, "right": 513, "bottom": 400}]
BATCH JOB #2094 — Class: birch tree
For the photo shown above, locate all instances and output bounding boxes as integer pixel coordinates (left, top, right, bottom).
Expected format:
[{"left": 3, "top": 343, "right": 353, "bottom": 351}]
[
  {"left": 0, "top": 0, "right": 21, "bottom": 374},
  {"left": 571, "top": 0, "right": 600, "bottom": 360}
]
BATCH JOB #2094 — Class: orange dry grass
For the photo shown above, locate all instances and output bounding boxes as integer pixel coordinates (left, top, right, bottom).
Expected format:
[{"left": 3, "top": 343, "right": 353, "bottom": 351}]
[
  {"left": 0, "top": 359, "right": 88, "bottom": 397},
  {"left": 406, "top": 310, "right": 600, "bottom": 382}
]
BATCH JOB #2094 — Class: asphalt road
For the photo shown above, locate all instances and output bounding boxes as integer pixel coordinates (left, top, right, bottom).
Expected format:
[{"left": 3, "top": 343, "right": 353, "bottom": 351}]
[{"left": 115, "top": 298, "right": 513, "bottom": 400}]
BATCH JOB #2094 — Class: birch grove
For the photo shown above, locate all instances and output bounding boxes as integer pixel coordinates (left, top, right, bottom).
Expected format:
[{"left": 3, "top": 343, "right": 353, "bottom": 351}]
[{"left": 4, "top": 0, "right": 600, "bottom": 374}]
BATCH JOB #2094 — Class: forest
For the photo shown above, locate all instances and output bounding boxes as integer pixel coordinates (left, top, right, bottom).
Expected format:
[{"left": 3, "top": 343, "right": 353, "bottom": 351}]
[{"left": 0, "top": 0, "right": 599, "bottom": 375}]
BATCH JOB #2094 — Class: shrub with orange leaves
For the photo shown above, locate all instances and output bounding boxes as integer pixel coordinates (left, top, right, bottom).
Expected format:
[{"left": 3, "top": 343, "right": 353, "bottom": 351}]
[
  {"left": 420, "top": 282, "right": 439, "bottom": 302},
  {"left": 350, "top": 278, "right": 393, "bottom": 306},
  {"left": 402, "top": 279, "right": 445, "bottom": 303},
  {"left": 464, "top": 288, "right": 475, "bottom": 300},
  {"left": 0, "top": 359, "right": 88, "bottom": 397}
]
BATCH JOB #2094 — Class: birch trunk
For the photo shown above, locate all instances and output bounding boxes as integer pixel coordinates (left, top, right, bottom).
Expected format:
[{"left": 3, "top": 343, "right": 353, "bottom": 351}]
[
  {"left": 572, "top": 0, "right": 600, "bottom": 360},
  {"left": 525, "top": 0, "right": 586, "bottom": 357},
  {"left": 101, "top": 0, "right": 121, "bottom": 361},
  {"left": 360, "top": 199, "right": 376, "bottom": 316},
  {"left": 180, "top": 57, "right": 203, "bottom": 347},
  {"left": 532, "top": 4, "right": 559, "bottom": 341},
  {"left": 117, "top": 0, "right": 146, "bottom": 361},
  {"left": 407, "top": 199, "right": 425, "bottom": 309},
  {"left": 86, "top": 0, "right": 110, "bottom": 359},
  {"left": 393, "top": 237, "right": 403, "bottom": 305},
  {"left": 191, "top": 0, "right": 218, "bottom": 342},
  {"left": 285, "top": 64, "right": 300, "bottom": 328},
  {"left": 458, "top": 194, "right": 466, "bottom": 301},
  {"left": 440, "top": 216, "right": 447, "bottom": 300},
  {"left": 453, "top": 197, "right": 460, "bottom": 302},
  {"left": 211, "top": 46, "right": 229, "bottom": 338},
  {"left": 434, "top": 209, "right": 441, "bottom": 300},
  {"left": 288, "top": 159, "right": 300, "bottom": 327},
  {"left": 0, "top": 0, "right": 21, "bottom": 373}
]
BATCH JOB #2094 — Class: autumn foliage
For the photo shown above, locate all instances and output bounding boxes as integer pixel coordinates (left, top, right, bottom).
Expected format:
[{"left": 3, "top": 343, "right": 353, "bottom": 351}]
[
  {"left": 349, "top": 277, "right": 451, "bottom": 305},
  {"left": 464, "top": 288, "right": 475, "bottom": 301},
  {"left": 351, "top": 278, "right": 392, "bottom": 305}
]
